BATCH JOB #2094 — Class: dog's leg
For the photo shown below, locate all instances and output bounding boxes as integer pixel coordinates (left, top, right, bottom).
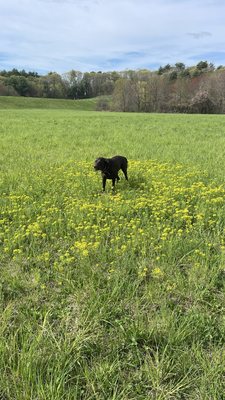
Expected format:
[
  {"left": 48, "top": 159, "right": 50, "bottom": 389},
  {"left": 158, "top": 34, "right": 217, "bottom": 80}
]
[
  {"left": 122, "top": 166, "right": 128, "bottom": 181},
  {"left": 116, "top": 175, "right": 120, "bottom": 182},
  {"left": 102, "top": 176, "right": 107, "bottom": 191},
  {"left": 112, "top": 178, "right": 116, "bottom": 190}
]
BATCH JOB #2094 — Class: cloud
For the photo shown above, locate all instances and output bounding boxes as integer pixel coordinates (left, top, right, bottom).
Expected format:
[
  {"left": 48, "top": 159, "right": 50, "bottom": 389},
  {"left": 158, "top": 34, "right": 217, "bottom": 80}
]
[
  {"left": 187, "top": 32, "right": 212, "bottom": 39},
  {"left": 0, "top": 0, "right": 225, "bottom": 73}
]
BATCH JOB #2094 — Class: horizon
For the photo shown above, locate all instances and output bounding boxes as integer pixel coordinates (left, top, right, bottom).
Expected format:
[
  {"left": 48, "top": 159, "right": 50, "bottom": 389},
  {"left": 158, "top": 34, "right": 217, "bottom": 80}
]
[{"left": 0, "top": 60, "right": 222, "bottom": 76}]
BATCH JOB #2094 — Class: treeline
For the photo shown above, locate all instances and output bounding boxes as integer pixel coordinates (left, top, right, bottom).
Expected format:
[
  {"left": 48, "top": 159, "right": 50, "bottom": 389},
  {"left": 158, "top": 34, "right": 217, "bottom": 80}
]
[
  {"left": 111, "top": 62, "right": 225, "bottom": 114},
  {"left": 1, "top": 61, "right": 225, "bottom": 113},
  {"left": 0, "top": 69, "right": 119, "bottom": 99}
]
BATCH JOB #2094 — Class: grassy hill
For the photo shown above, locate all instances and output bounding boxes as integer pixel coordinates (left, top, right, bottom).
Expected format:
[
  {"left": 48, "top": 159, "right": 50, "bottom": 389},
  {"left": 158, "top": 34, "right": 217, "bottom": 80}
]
[{"left": 0, "top": 95, "right": 100, "bottom": 110}]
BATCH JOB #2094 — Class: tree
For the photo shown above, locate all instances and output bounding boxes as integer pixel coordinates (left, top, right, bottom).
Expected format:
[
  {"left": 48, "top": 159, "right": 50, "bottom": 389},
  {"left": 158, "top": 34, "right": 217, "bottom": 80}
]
[
  {"left": 169, "top": 71, "right": 178, "bottom": 81},
  {"left": 189, "top": 90, "right": 216, "bottom": 114},
  {"left": 39, "top": 73, "right": 66, "bottom": 98},
  {"left": 62, "top": 70, "right": 83, "bottom": 99},
  {"left": 157, "top": 64, "right": 172, "bottom": 75},
  {"left": 196, "top": 61, "right": 208, "bottom": 70},
  {"left": 79, "top": 73, "right": 93, "bottom": 98},
  {"left": 179, "top": 68, "right": 190, "bottom": 78},
  {"left": 145, "top": 75, "right": 162, "bottom": 112},
  {"left": 169, "top": 77, "right": 191, "bottom": 112},
  {"left": 201, "top": 70, "right": 225, "bottom": 113},
  {"left": 0, "top": 78, "right": 18, "bottom": 96},
  {"left": 5, "top": 75, "right": 31, "bottom": 96},
  {"left": 175, "top": 62, "right": 185, "bottom": 71},
  {"left": 111, "top": 79, "right": 139, "bottom": 112}
]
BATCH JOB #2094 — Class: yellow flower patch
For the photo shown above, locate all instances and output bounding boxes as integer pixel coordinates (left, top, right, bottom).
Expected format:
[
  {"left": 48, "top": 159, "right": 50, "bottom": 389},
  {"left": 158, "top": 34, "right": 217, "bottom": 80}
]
[{"left": 0, "top": 160, "right": 224, "bottom": 275}]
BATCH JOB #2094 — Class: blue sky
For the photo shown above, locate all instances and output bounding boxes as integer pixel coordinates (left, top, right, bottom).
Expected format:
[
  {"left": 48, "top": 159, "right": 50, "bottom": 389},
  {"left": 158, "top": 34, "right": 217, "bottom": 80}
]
[{"left": 0, "top": 0, "right": 225, "bottom": 74}]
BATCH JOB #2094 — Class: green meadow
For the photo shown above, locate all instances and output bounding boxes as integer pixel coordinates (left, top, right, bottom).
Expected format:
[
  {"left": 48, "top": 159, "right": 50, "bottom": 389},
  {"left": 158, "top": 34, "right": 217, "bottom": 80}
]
[
  {"left": 0, "top": 96, "right": 99, "bottom": 111},
  {"left": 0, "top": 99, "right": 225, "bottom": 399}
]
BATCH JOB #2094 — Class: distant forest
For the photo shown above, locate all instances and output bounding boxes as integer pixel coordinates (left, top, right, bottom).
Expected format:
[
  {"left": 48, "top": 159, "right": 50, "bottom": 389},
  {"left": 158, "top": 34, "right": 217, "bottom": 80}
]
[{"left": 1, "top": 61, "right": 225, "bottom": 113}]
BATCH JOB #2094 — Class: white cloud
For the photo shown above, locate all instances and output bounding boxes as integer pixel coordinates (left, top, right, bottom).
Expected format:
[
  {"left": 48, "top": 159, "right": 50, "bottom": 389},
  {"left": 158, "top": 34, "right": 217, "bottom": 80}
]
[{"left": 0, "top": 0, "right": 225, "bottom": 73}]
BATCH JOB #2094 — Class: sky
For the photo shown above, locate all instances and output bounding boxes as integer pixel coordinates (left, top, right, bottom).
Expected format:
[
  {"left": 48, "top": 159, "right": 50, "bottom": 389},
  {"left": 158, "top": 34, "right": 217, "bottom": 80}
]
[{"left": 1, "top": 0, "right": 225, "bottom": 74}]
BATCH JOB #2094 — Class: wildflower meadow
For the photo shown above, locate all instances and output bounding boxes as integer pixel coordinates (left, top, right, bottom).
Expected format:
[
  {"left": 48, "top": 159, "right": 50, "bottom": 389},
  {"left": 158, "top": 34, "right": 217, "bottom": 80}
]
[{"left": 0, "top": 107, "right": 225, "bottom": 399}]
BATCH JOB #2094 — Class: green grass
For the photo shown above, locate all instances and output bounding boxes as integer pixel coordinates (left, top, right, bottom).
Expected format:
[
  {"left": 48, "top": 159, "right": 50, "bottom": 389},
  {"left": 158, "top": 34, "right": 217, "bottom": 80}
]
[
  {"left": 0, "top": 95, "right": 99, "bottom": 110},
  {"left": 0, "top": 107, "right": 225, "bottom": 399},
  {"left": 0, "top": 109, "right": 225, "bottom": 182}
]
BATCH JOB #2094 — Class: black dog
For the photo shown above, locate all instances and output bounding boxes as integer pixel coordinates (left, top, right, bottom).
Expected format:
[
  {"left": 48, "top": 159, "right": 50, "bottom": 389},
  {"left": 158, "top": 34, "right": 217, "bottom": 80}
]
[{"left": 94, "top": 155, "right": 128, "bottom": 191}]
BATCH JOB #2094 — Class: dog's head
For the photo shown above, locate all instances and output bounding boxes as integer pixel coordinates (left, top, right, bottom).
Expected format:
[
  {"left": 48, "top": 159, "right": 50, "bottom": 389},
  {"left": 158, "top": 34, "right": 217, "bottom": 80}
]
[{"left": 94, "top": 157, "right": 109, "bottom": 172}]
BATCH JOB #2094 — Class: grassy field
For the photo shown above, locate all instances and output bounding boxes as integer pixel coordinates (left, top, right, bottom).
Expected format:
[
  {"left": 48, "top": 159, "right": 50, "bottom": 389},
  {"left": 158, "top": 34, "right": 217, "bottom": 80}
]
[
  {"left": 0, "top": 96, "right": 99, "bottom": 110},
  {"left": 0, "top": 102, "right": 225, "bottom": 399}
]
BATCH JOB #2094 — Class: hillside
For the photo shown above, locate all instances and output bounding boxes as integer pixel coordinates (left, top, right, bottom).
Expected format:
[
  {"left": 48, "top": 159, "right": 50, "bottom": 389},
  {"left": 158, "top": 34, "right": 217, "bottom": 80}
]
[{"left": 0, "top": 95, "right": 99, "bottom": 110}]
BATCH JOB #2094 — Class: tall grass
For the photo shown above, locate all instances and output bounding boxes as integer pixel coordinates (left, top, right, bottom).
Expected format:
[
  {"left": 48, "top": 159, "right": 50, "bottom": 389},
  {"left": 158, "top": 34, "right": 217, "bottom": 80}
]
[
  {"left": 1, "top": 109, "right": 225, "bottom": 181},
  {"left": 0, "top": 108, "right": 225, "bottom": 399}
]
